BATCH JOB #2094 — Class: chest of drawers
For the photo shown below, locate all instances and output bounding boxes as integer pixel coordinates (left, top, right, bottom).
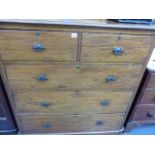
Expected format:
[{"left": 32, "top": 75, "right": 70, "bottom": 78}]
[
  {"left": 0, "top": 21, "right": 154, "bottom": 134},
  {"left": 125, "top": 69, "right": 155, "bottom": 132}
]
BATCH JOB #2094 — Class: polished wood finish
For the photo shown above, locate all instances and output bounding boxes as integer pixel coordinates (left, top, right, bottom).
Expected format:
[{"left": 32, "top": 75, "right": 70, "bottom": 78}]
[
  {"left": 1, "top": 21, "right": 155, "bottom": 35},
  {"left": 14, "top": 90, "right": 133, "bottom": 114},
  {"left": 145, "top": 73, "right": 155, "bottom": 90},
  {"left": 0, "top": 21, "right": 154, "bottom": 134},
  {"left": 18, "top": 113, "right": 125, "bottom": 134},
  {"left": 81, "top": 33, "right": 151, "bottom": 63},
  {"left": 132, "top": 106, "right": 155, "bottom": 122},
  {"left": 138, "top": 91, "right": 155, "bottom": 105},
  {"left": 125, "top": 70, "right": 155, "bottom": 132},
  {"left": 6, "top": 63, "right": 143, "bottom": 91}
]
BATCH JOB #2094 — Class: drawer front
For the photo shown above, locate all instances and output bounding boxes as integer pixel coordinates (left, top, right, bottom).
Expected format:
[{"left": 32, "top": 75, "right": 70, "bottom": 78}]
[
  {"left": 6, "top": 64, "right": 143, "bottom": 91},
  {"left": 0, "top": 30, "right": 78, "bottom": 61},
  {"left": 145, "top": 74, "right": 155, "bottom": 90},
  {"left": 138, "top": 91, "right": 155, "bottom": 105},
  {"left": 81, "top": 33, "right": 151, "bottom": 63},
  {"left": 15, "top": 90, "right": 133, "bottom": 114},
  {"left": 132, "top": 106, "right": 155, "bottom": 122},
  {"left": 18, "top": 113, "right": 125, "bottom": 133}
]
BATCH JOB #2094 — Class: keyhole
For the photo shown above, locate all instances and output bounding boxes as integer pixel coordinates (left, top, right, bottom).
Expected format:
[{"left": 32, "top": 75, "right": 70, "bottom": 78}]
[{"left": 118, "top": 36, "right": 121, "bottom": 40}]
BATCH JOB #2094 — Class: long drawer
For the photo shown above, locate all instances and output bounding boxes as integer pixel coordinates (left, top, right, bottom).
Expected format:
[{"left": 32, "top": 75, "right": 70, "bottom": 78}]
[
  {"left": 18, "top": 113, "right": 125, "bottom": 133},
  {"left": 14, "top": 90, "right": 133, "bottom": 114},
  {"left": 0, "top": 30, "right": 78, "bottom": 61},
  {"left": 81, "top": 33, "right": 151, "bottom": 63},
  {"left": 6, "top": 63, "right": 143, "bottom": 91}
]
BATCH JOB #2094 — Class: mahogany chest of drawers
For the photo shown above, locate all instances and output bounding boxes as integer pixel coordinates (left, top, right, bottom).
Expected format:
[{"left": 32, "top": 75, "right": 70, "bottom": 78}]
[
  {"left": 0, "top": 20, "right": 154, "bottom": 134},
  {"left": 126, "top": 69, "right": 155, "bottom": 131}
]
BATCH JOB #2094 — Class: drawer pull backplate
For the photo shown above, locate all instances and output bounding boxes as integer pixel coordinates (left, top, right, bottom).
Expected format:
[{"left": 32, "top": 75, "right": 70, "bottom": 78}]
[{"left": 32, "top": 43, "right": 45, "bottom": 52}]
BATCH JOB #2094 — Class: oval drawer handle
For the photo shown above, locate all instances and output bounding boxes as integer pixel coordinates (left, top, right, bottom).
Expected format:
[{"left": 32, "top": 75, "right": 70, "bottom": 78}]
[
  {"left": 32, "top": 43, "right": 45, "bottom": 52},
  {"left": 96, "top": 120, "right": 104, "bottom": 126},
  {"left": 146, "top": 112, "right": 154, "bottom": 118},
  {"left": 40, "top": 102, "right": 51, "bottom": 108},
  {"left": 113, "top": 47, "right": 123, "bottom": 55},
  {"left": 100, "top": 100, "right": 110, "bottom": 106},
  {"left": 36, "top": 74, "right": 48, "bottom": 81},
  {"left": 42, "top": 123, "right": 53, "bottom": 128},
  {"left": 106, "top": 75, "right": 117, "bottom": 82}
]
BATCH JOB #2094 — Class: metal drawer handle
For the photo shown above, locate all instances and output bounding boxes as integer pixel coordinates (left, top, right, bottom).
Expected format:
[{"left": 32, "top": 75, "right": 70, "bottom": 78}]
[
  {"left": 106, "top": 75, "right": 117, "bottom": 82},
  {"left": 0, "top": 117, "right": 7, "bottom": 121},
  {"left": 32, "top": 43, "right": 45, "bottom": 52},
  {"left": 36, "top": 74, "right": 48, "bottom": 81},
  {"left": 113, "top": 47, "right": 123, "bottom": 55},
  {"left": 40, "top": 102, "right": 51, "bottom": 108},
  {"left": 146, "top": 112, "right": 154, "bottom": 118},
  {"left": 42, "top": 123, "right": 52, "bottom": 128},
  {"left": 100, "top": 100, "right": 110, "bottom": 106},
  {"left": 96, "top": 120, "right": 104, "bottom": 126}
]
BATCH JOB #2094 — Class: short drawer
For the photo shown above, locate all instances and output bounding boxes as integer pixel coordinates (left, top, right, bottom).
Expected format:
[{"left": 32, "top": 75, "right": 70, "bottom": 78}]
[
  {"left": 132, "top": 106, "right": 155, "bottom": 122},
  {"left": 81, "top": 33, "right": 151, "bottom": 63},
  {"left": 0, "top": 30, "right": 78, "bottom": 61},
  {"left": 15, "top": 90, "right": 133, "bottom": 114},
  {"left": 18, "top": 113, "right": 125, "bottom": 133},
  {"left": 6, "top": 63, "right": 143, "bottom": 91}
]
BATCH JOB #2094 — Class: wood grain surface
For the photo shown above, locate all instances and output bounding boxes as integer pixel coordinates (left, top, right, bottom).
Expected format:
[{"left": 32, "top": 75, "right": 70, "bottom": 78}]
[
  {"left": 5, "top": 63, "right": 143, "bottom": 91},
  {"left": 137, "top": 91, "right": 155, "bottom": 105},
  {"left": 132, "top": 106, "right": 155, "bottom": 122},
  {"left": 145, "top": 74, "right": 155, "bottom": 90},
  {"left": 0, "top": 22, "right": 154, "bottom": 134},
  {"left": 18, "top": 113, "right": 125, "bottom": 133},
  {"left": 1, "top": 22, "right": 155, "bottom": 35},
  {"left": 81, "top": 33, "right": 152, "bottom": 63},
  {"left": 14, "top": 90, "right": 133, "bottom": 114},
  {"left": 0, "top": 30, "right": 78, "bottom": 61}
]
